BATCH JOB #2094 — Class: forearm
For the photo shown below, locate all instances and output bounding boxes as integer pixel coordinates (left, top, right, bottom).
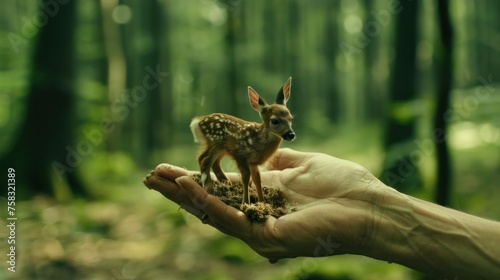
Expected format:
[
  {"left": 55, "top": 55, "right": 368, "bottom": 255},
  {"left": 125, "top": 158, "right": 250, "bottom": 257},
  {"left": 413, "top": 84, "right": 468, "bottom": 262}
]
[{"left": 370, "top": 186, "right": 500, "bottom": 279}]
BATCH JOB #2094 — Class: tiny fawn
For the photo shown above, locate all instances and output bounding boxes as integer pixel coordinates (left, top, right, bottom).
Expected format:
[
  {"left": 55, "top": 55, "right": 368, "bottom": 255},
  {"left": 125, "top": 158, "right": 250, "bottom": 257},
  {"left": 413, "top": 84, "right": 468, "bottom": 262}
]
[{"left": 190, "top": 78, "right": 295, "bottom": 204}]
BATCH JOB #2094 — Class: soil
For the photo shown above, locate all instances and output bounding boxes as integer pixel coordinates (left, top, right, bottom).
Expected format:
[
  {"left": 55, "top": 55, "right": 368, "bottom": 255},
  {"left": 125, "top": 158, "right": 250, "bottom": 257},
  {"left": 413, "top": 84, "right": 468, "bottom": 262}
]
[{"left": 191, "top": 174, "right": 290, "bottom": 222}]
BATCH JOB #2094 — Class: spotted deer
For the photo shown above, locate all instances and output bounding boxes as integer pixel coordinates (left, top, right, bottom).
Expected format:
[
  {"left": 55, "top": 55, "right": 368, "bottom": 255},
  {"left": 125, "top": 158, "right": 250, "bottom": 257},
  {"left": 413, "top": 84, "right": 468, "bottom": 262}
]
[{"left": 190, "top": 78, "right": 295, "bottom": 204}]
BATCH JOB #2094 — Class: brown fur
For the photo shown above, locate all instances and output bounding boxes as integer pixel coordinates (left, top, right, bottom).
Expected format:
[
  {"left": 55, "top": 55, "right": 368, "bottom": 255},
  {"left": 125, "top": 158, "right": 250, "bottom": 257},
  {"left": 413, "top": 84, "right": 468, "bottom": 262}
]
[{"left": 190, "top": 78, "right": 295, "bottom": 204}]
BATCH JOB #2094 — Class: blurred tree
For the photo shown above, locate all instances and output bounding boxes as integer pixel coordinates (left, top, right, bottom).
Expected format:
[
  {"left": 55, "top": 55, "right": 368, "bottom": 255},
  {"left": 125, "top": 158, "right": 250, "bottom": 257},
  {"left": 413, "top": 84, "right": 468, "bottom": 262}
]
[
  {"left": 222, "top": 1, "right": 239, "bottom": 116},
  {"left": 122, "top": 0, "right": 169, "bottom": 163},
  {"left": 263, "top": 2, "right": 277, "bottom": 72},
  {"left": 362, "top": 0, "right": 384, "bottom": 120},
  {"left": 434, "top": 0, "right": 453, "bottom": 206},
  {"left": 148, "top": 1, "right": 173, "bottom": 152},
  {"left": 381, "top": 0, "right": 422, "bottom": 193},
  {"left": 0, "top": 0, "right": 87, "bottom": 198},
  {"left": 287, "top": 0, "right": 306, "bottom": 130},
  {"left": 100, "top": 0, "right": 126, "bottom": 151},
  {"left": 323, "top": 0, "right": 340, "bottom": 122}
]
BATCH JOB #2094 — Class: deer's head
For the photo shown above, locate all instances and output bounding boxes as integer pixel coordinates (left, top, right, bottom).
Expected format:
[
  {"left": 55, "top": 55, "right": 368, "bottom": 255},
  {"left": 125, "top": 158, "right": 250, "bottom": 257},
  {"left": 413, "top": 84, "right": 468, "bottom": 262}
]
[{"left": 248, "top": 78, "right": 296, "bottom": 141}]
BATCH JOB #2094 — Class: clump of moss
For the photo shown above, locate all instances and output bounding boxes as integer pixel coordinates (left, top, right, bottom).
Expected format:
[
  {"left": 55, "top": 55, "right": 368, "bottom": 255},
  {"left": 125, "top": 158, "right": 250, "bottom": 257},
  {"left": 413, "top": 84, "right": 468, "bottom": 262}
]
[{"left": 191, "top": 174, "right": 289, "bottom": 222}]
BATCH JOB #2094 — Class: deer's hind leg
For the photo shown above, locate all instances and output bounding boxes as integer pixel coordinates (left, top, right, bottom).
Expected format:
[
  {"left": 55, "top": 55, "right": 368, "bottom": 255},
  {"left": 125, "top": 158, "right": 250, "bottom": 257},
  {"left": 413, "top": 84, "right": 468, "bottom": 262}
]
[
  {"left": 198, "top": 148, "right": 223, "bottom": 194},
  {"left": 212, "top": 154, "right": 230, "bottom": 183}
]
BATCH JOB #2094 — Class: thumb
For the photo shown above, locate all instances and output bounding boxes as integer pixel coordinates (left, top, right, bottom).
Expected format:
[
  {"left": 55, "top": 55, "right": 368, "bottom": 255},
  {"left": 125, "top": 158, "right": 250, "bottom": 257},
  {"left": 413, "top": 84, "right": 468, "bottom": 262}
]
[
  {"left": 176, "top": 176, "right": 251, "bottom": 236},
  {"left": 267, "top": 148, "right": 309, "bottom": 171},
  {"left": 176, "top": 176, "right": 210, "bottom": 210}
]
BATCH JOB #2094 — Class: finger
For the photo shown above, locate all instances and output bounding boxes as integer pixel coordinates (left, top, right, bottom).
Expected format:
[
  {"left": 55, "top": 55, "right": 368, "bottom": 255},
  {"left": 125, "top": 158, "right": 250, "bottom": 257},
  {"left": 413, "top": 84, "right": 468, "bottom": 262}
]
[
  {"left": 267, "top": 148, "right": 310, "bottom": 171},
  {"left": 143, "top": 169, "right": 179, "bottom": 197},
  {"left": 144, "top": 171, "right": 193, "bottom": 206},
  {"left": 175, "top": 176, "right": 211, "bottom": 211},
  {"left": 153, "top": 163, "right": 192, "bottom": 181},
  {"left": 144, "top": 164, "right": 203, "bottom": 207},
  {"left": 175, "top": 176, "right": 251, "bottom": 237},
  {"left": 154, "top": 163, "right": 244, "bottom": 185}
]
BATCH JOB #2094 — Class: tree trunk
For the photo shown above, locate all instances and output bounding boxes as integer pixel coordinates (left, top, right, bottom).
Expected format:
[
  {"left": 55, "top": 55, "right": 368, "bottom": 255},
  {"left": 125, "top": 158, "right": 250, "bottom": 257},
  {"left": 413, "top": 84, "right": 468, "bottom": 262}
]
[
  {"left": 144, "top": 0, "right": 172, "bottom": 158},
  {"left": 223, "top": 7, "right": 239, "bottom": 116},
  {"left": 381, "top": 0, "right": 422, "bottom": 193},
  {"left": 323, "top": 1, "right": 339, "bottom": 122},
  {"left": 100, "top": 0, "right": 127, "bottom": 151},
  {"left": 434, "top": 0, "right": 453, "bottom": 206},
  {"left": 0, "top": 0, "right": 86, "bottom": 198}
]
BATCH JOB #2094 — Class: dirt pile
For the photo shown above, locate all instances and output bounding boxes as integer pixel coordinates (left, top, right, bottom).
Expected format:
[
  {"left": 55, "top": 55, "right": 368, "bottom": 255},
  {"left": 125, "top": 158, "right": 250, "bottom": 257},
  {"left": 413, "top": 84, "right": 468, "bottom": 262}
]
[{"left": 191, "top": 174, "right": 290, "bottom": 222}]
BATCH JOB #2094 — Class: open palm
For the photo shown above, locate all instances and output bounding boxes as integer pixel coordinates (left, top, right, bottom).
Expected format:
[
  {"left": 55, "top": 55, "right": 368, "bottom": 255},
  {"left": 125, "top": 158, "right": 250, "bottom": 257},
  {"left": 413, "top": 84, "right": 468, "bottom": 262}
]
[{"left": 144, "top": 148, "right": 383, "bottom": 262}]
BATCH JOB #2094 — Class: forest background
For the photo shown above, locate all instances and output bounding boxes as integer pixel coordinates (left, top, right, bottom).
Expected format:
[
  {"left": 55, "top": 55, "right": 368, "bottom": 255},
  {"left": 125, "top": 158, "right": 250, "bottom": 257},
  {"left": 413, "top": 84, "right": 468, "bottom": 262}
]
[{"left": 1, "top": 0, "right": 499, "bottom": 279}]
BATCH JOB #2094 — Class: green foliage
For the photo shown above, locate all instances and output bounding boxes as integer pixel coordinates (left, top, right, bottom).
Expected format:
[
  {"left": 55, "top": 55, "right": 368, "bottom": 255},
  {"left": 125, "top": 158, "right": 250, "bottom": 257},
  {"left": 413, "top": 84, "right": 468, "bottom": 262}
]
[{"left": 1, "top": 0, "right": 500, "bottom": 278}]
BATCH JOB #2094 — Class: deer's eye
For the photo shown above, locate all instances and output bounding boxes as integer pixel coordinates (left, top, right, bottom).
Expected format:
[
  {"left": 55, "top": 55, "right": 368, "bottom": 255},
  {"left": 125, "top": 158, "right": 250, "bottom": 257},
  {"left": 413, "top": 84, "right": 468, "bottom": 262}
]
[{"left": 270, "top": 118, "right": 279, "bottom": 126}]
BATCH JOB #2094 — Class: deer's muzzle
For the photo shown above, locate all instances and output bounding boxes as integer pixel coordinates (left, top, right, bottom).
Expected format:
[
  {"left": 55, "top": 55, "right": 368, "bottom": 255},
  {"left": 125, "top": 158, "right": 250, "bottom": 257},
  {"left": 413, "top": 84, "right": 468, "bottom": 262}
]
[{"left": 282, "top": 130, "right": 296, "bottom": 141}]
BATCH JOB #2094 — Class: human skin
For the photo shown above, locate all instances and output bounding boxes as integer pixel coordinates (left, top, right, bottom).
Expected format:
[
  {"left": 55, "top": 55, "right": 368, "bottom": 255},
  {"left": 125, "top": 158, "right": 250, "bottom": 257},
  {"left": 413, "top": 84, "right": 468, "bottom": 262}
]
[{"left": 143, "top": 148, "right": 500, "bottom": 279}]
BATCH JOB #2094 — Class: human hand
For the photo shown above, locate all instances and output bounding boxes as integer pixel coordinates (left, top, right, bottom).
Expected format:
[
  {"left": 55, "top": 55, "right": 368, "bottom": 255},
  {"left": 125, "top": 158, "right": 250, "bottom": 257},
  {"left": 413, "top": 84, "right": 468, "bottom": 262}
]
[{"left": 143, "top": 148, "right": 388, "bottom": 263}]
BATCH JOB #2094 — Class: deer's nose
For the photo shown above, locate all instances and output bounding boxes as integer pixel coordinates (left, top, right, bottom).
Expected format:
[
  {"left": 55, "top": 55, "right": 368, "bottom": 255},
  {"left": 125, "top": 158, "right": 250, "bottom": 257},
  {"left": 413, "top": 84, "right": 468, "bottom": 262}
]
[{"left": 282, "top": 130, "right": 296, "bottom": 141}]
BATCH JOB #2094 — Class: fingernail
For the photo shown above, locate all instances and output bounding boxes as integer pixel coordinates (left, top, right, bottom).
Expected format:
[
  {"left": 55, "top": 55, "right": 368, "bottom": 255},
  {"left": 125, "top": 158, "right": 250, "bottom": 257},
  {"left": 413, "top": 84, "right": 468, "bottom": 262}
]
[
  {"left": 176, "top": 176, "right": 193, "bottom": 191},
  {"left": 175, "top": 177, "right": 186, "bottom": 189}
]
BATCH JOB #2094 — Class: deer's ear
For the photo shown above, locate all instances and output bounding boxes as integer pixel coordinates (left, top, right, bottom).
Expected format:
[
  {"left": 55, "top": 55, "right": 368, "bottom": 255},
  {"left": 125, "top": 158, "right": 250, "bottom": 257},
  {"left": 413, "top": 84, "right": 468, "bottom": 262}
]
[
  {"left": 248, "top": 86, "right": 268, "bottom": 112},
  {"left": 276, "top": 77, "right": 292, "bottom": 105}
]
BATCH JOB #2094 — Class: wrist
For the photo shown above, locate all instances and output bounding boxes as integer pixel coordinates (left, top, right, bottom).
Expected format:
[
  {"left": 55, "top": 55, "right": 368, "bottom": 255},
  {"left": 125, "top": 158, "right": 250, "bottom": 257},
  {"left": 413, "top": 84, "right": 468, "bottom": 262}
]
[
  {"left": 365, "top": 187, "right": 426, "bottom": 271},
  {"left": 366, "top": 183, "right": 500, "bottom": 278},
  {"left": 358, "top": 181, "right": 412, "bottom": 258},
  {"left": 367, "top": 184, "right": 457, "bottom": 276}
]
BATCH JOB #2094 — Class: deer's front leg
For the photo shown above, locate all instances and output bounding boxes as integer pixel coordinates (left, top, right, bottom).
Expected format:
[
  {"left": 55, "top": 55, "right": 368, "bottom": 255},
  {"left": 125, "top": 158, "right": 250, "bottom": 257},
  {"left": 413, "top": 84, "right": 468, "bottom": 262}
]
[
  {"left": 236, "top": 159, "right": 251, "bottom": 204},
  {"left": 249, "top": 165, "right": 265, "bottom": 203}
]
